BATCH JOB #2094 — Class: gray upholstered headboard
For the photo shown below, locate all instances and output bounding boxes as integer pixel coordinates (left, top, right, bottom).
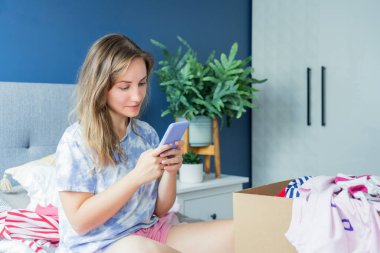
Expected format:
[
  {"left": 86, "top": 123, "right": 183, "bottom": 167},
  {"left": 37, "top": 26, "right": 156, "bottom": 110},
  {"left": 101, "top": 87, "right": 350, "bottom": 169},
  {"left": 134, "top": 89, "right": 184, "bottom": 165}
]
[{"left": 0, "top": 82, "right": 75, "bottom": 176}]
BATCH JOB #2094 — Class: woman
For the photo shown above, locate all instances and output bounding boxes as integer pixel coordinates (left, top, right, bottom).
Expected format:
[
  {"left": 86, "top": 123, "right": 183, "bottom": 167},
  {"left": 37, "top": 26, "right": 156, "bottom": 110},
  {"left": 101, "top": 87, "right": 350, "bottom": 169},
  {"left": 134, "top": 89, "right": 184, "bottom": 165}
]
[{"left": 55, "top": 33, "right": 234, "bottom": 253}]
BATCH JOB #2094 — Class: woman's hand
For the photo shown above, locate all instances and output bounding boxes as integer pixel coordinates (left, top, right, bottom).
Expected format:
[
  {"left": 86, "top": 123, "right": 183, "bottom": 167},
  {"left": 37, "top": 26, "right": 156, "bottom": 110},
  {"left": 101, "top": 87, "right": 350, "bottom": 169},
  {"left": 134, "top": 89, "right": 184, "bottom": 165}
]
[
  {"left": 159, "top": 140, "right": 184, "bottom": 175},
  {"left": 132, "top": 144, "right": 172, "bottom": 185}
]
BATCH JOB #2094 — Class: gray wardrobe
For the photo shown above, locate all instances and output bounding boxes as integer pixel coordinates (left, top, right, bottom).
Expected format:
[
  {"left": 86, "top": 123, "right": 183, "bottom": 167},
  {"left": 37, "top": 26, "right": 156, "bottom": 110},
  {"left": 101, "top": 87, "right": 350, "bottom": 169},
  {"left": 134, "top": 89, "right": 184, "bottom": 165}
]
[{"left": 251, "top": 0, "right": 380, "bottom": 186}]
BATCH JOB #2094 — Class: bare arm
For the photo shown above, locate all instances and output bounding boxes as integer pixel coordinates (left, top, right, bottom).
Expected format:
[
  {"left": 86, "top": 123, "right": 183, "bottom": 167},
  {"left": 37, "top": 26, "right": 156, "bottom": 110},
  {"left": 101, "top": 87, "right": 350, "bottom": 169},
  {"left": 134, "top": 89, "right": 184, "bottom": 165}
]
[
  {"left": 59, "top": 172, "right": 140, "bottom": 235},
  {"left": 60, "top": 145, "right": 172, "bottom": 235},
  {"left": 155, "top": 171, "right": 177, "bottom": 217},
  {"left": 155, "top": 141, "right": 183, "bottom": 217}
]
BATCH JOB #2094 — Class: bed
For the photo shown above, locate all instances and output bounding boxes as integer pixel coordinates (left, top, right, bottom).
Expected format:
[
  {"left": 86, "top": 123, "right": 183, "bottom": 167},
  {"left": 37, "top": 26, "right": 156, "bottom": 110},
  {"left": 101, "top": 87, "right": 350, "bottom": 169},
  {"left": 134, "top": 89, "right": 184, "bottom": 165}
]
[
  {"left": 0, "top": 81, "right": 75, "bottom": 252},
  {"left": 0, "top": 81, "right": 198, "bottom": 253}
]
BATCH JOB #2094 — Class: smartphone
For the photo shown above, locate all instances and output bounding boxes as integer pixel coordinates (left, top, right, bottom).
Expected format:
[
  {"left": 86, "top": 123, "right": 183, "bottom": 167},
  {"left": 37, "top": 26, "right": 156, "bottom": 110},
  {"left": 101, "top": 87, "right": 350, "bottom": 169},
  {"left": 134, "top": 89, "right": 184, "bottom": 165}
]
[{"left": 158, "top": 121, "right": 189, "bottom": 148}]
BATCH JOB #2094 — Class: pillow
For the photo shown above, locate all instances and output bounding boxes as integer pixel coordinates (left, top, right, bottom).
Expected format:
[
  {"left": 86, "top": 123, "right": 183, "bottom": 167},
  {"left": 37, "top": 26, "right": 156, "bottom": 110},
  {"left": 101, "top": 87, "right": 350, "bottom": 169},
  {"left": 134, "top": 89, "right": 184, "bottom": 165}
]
[{"left": 4, "top": 154, "right": 58, "bottom": 210}]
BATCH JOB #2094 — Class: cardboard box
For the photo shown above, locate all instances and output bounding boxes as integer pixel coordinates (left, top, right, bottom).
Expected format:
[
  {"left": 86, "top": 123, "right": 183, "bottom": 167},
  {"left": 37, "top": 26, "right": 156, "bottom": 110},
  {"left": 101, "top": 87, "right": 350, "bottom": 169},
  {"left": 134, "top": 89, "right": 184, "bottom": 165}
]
[{"left": 233, "top": 180, "right": 296, "bottom": 253}]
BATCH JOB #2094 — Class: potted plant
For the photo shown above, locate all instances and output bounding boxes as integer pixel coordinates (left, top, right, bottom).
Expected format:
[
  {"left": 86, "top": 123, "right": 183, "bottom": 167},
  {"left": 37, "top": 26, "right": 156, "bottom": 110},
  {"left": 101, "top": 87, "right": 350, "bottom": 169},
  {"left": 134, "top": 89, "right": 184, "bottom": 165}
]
[
  {"left": 151, "top": 36, "right": 266, "bottom": 145},
  {"left": 179, "top": 151, "right": 203, "bottom": 184}
]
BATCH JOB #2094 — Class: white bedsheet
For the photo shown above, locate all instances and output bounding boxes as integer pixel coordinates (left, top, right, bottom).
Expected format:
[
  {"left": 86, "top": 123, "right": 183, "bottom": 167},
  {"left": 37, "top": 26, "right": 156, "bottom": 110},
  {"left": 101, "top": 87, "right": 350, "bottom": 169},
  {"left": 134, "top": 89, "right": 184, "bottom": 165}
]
[{"left": 0, "top": 240, "right": 56, "bottom": 253}]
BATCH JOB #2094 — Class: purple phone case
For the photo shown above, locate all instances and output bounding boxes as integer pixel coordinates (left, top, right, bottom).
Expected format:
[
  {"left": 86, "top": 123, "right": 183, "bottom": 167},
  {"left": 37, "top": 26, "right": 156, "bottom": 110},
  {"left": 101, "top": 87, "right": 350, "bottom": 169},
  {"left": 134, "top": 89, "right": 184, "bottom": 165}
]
[{"left": 158, "top": 121, "right": 189, "bottom": 147}]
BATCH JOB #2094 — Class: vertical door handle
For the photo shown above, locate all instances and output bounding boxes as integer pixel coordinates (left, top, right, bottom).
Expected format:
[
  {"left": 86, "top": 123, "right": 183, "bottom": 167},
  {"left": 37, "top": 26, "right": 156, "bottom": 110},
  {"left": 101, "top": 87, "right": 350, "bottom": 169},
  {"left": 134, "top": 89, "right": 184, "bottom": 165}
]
[
  {"left": 321, "top": 66, "right": 326, "bottom": 126},
  {"left": 307, "top": 68, "right": 311, "bottom": 126}
]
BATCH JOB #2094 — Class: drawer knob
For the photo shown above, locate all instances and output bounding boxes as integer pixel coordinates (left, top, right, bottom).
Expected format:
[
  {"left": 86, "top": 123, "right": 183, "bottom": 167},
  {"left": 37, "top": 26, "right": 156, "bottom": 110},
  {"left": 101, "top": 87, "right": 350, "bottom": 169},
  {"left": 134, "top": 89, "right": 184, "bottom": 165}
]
[{"left": 210, "top": 213, "right": 217, "bottom": 220}]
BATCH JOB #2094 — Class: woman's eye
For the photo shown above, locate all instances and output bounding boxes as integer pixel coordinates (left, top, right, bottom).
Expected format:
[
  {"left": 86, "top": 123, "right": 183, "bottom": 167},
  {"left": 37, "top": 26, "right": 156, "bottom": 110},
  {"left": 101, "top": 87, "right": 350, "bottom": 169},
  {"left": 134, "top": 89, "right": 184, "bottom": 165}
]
[
  {"left": 120, "top": 86, "right": 129, "bottom": 90},
  {"left": 139, "top": 82, "right": 147, "bottom": 87}
]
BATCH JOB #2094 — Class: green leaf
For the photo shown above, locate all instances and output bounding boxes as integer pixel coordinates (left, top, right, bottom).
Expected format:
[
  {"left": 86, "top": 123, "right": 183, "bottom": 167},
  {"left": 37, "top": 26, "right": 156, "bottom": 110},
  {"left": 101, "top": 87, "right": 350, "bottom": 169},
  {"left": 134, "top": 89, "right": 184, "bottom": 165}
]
[
  {"left": 160, "top": 80, "right": 178, "bottom": 86},
  {"left": 150, "top": 39, "right": 170, "bottom": 58},
  {"left": 202, "top": 76, "right": 219, "bottom": 83},
  {"left": 150, "top": 39, "right": 167, "bottom": 50},
  {"left": 228, "top": 42, "right": 238, "bottom": 62},
  {"left": 161, "top": 110, "right": 171, "bottom": 117},
  {"left": 221, "top": 53, "right": 229, "bottom": 69},
  {"left": 226, "top": 69, "right": 244, "bottom": 76}
]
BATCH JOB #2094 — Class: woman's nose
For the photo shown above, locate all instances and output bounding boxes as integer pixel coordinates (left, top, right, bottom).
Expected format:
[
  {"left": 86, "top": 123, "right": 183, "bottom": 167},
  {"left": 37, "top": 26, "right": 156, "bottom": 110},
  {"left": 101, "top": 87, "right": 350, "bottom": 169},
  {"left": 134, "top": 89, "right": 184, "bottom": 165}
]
[{"left": 130, "top": 88, "right": 143, "bottom": 102}]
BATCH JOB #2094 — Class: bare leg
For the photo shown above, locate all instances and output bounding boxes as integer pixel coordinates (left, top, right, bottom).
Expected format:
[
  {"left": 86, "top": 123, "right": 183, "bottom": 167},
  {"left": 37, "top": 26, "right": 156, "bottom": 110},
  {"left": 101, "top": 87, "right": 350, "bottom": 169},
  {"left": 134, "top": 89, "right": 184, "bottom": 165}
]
[
  {"left": 166, "top": 219, "right": 234, "bottom": 253},
  {"left": 104, "top": 235, "right": 180, "bottom": 253}
]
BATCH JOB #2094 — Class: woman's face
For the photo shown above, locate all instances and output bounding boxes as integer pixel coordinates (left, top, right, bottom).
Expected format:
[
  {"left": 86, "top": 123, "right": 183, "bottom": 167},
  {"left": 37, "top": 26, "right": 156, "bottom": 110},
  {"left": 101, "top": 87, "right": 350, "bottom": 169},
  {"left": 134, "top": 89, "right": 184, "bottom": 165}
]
[{"left": 107, "top": 57, "right": 148, "bottom": 123}]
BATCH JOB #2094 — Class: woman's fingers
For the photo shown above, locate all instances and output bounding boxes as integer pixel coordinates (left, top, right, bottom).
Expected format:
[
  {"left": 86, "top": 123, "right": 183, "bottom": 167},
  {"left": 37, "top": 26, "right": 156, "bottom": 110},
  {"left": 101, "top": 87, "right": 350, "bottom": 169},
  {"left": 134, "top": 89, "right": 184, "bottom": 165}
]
[
  {"left": 175, "top": 140, "right": 184, "bottom": 149},
  {"left": 152, "top": 141, "right": 184, "bottom": 174},
  {"left": 152, "top": 144, "right": 172, "bottom": 157},
  {"left": 160, "top": 145, "right": 182, "bottom": 157},
  {"left": 155, "top": 140, "right": 184, "bottom": 156},
  {"left": 161, "top": 155, "right": 183, "bottom": 166}
]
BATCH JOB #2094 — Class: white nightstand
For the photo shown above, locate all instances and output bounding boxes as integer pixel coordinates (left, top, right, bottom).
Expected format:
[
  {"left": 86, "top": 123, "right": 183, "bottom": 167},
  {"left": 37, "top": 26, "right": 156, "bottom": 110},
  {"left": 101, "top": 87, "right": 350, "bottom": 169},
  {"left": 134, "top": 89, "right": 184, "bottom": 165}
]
[{"left": 176, "top": 174, "right": 249, "bottom": 221}]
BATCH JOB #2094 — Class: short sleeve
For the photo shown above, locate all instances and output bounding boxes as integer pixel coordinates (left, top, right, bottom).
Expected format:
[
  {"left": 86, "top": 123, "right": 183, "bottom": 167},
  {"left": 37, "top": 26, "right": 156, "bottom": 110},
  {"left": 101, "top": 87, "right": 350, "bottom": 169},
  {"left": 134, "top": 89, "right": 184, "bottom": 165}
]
[{"left": 56, "top": 138, "right": 96, "bottom": 193}]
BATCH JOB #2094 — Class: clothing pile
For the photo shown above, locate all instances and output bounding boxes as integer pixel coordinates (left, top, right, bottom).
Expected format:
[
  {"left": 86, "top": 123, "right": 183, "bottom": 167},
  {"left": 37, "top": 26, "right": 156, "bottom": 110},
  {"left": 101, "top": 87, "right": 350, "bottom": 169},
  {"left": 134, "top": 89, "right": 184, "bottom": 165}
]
[{"left": 283, "top": 174, "right": 380, "bottom": 253}]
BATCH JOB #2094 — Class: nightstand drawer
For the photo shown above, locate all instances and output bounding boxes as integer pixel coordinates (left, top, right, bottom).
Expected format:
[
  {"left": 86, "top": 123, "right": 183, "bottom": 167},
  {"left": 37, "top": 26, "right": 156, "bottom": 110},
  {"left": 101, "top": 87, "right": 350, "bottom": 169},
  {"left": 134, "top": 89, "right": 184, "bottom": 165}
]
[
  {"left": 182, "top": 192, "right": 232, "bottom": 220},
  {"left": 176, "top": 174, "right": 249, "bottom": 220}
]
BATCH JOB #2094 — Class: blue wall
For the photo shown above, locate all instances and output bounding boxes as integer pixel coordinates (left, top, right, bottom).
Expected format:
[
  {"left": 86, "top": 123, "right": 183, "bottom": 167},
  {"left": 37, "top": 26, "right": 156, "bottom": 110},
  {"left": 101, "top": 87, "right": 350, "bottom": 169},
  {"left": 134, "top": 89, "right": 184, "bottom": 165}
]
[{"left": 0, "top": 0, "right": 253, "bottom": 187}]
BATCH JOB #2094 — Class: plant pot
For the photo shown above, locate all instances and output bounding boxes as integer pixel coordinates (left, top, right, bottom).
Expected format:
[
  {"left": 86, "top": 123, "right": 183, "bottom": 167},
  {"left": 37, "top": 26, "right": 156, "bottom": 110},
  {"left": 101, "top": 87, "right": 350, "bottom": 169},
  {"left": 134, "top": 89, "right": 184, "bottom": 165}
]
[
  {"left": 179, "top": 163, "right": 204, "bottom": 184},
  {"left": 188, "top": 116, "right": 212, "bottom": 146}
]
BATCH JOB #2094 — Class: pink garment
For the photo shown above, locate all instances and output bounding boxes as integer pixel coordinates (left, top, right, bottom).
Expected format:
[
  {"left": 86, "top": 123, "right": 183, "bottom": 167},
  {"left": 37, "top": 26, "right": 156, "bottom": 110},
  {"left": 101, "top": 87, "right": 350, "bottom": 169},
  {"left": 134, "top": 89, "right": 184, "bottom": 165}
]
[
  {"left": 285, "top": 176, "right": 380, "bottom": 253},
  {"left": 132, "top": 212, "right": 178, "bottom": 243},
  {"left": 0, "top": 209, "right": 59, "bottom": 253},
  {"left": 335, "top": 174, "right": 380, "bottom": 201},
  {"left": 35, "top": 204, "right": 58, "bottom": 217}
]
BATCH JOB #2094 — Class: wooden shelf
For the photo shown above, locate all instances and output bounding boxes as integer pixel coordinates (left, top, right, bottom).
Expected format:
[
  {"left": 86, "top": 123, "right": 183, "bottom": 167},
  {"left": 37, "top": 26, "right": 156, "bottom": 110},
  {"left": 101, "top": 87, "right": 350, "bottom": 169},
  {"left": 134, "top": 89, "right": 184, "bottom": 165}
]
[{"left": 182, "top": 118, "right": 221, "bottom": 178}]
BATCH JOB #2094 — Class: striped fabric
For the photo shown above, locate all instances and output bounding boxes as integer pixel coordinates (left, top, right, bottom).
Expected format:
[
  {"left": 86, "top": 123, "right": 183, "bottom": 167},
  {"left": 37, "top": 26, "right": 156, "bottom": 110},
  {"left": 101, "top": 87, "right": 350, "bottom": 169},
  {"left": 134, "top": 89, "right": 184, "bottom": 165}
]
[
  {"left": 285, "top": 176, "right": 313, "bottom": 198},
  {"left": 0, "top": 209, "right": 59, "bottom": 253}
]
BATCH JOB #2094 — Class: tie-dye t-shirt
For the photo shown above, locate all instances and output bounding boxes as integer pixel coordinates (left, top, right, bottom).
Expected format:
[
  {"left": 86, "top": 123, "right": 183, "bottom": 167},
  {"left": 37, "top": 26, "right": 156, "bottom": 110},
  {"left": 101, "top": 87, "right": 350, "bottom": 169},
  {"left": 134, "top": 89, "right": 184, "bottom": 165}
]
[{"left": 55, "top": 119, "right": 160, "bottom": 253}]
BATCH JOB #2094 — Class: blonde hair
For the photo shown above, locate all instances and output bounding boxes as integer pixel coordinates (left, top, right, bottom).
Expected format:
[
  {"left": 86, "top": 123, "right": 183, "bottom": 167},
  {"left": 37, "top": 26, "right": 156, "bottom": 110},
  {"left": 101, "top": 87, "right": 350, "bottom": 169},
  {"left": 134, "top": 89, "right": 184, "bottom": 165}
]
[{"left": 74, "top": 33, "right": 154, "bottom": 170}]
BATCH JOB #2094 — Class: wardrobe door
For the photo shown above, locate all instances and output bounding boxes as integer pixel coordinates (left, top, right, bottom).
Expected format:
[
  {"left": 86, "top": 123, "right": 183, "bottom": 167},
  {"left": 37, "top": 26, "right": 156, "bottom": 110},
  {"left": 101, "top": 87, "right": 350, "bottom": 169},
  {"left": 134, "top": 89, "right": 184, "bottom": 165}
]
[
  {"left": 251, "top": 0, "right": 321, "bottom": 186},
  {"left": 314, "top": 0, "right": 380, "bottom": 174},
  {"left": 252, "top": 0, "right": 380, "bottom": 186}
]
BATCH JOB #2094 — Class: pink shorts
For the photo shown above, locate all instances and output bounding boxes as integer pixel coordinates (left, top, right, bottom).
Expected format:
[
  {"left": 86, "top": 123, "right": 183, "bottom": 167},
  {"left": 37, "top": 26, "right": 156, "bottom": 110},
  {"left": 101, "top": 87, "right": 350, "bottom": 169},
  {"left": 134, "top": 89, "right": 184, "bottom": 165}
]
[{"left": 132, "top": 213, "right": 177, "bottom": 243}]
